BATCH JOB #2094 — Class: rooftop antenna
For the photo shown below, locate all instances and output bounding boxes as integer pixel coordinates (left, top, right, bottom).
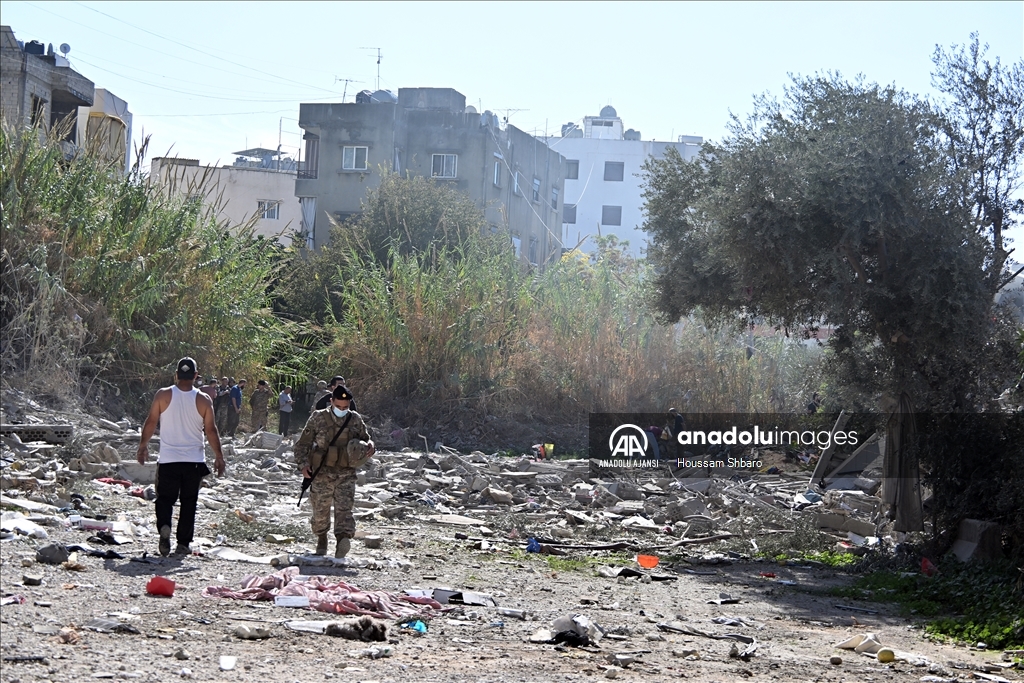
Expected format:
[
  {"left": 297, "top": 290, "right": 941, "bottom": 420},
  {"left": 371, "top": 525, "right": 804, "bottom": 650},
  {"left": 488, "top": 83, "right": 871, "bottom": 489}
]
[
  {"left": 360, "top": 47, "right": 382, "bottom": 90},
  {"left": 495, "top": 108, "right": 529, "bottom": 126},
  {"left": 334, "top": 77, "right": 360, "bottom": 102}
]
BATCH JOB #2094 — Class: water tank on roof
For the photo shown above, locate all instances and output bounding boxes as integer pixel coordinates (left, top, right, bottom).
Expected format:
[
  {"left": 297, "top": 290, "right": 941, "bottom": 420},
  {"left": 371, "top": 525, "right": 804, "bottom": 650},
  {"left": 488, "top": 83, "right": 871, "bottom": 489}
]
[
  {"left": 561, "top": 122, "right": 580, "bottom": 137},
  {"left": 355, "top": 90, "right": 374, "bottom": 104},
  {"left": 599, "top": 105, "right": 617, "bottom": 118},
  {"left": 624, "top": 129, "right": 641, "bottom": 141},
  {"left": 371, "top": 89, "right": 397, "bottom": 103},
  {"left": 466, "top": 105, "right": 477, "bottom": 114},
  {"left": 24, "top": 40, "right": 45, "bottom": 55}
]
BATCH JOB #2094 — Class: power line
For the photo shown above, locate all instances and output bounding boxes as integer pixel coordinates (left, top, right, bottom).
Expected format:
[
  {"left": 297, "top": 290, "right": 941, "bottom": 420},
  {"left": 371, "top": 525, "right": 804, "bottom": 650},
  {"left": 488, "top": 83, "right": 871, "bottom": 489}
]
[
  {"left": 73, "top": 57, "right": 341, "bottom": 103},
  {"left": 72, "top": 1, "right": 345, "bottom": 96},
  {"left": 22, "top": 2, "right": 346, "bottom": 99}
]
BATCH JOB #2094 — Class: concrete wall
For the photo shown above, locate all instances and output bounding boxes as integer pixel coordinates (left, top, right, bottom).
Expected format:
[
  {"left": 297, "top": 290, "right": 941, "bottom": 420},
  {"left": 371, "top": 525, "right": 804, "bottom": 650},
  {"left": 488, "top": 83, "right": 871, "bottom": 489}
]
[
  {"left": 296, "top": 87, "right": 565, "bottom": 264},
  {"left": 150, "top": 158, "right": 300, "bottom": 245}
]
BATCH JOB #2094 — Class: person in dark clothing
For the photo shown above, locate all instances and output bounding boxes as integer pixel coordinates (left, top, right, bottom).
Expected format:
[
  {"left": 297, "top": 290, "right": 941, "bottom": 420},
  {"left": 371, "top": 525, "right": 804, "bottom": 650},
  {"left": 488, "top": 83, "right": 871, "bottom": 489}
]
[{"left": 315, "top": 376, "right": 356, "bottom": 412}]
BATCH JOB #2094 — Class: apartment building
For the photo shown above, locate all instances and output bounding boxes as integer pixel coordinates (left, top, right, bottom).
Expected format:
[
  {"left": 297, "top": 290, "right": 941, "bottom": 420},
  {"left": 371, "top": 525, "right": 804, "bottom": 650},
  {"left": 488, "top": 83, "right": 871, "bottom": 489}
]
[
  {"left": 150, "top": 149, "right": 301, "bottom": 245},
  {"left": 543, "top": 106, "right": 702, "bottom": 257},
  {"left": 2, "top": 26, "right": 132, "bottom": 172},
  {"left": 295, "top": 87, "right": 565, "bottom": 265}
]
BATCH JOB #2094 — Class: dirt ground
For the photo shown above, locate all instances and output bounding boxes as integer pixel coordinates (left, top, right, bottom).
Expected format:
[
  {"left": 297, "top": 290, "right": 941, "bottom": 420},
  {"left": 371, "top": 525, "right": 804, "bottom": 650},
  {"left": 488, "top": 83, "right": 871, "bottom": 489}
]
[{"left": 1, "top": 462, "right": 1016, "bottom": 683}]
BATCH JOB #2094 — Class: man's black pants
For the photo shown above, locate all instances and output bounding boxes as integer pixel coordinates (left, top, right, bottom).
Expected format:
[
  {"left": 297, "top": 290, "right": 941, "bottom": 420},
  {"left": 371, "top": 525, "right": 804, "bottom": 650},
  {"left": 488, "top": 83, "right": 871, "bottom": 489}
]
[
  {"left": 279, "top": 411, "right": 291, "bottom": 435},
  {"left": 155, "top": 462, "right": 210, "bottom": 545}
]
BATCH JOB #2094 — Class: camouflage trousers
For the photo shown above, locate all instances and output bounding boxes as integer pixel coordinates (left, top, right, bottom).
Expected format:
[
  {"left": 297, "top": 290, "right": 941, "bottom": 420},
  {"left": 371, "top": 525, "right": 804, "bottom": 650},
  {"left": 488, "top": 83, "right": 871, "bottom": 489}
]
[
  {"left": 309, "top": 468, "right": 357, "bottom": 538},
  {"left": 216, "top": 404, "right": 230, "bottom": 434},
  {"left": 251, "top": 407, "right": 268, "bottom": 431}
]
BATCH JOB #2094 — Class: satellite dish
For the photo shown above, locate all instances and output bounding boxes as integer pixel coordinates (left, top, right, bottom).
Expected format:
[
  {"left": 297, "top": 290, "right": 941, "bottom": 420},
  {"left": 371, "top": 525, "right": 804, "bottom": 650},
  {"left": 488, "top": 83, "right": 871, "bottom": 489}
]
[{"left": 59, "top": 43, "right": 70, "bottom": 56}]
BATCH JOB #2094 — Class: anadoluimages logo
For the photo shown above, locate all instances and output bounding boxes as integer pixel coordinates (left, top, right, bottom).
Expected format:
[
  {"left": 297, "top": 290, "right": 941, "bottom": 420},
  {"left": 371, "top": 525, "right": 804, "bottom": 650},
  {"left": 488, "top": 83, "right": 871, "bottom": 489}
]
[{"left": 608, "top": 424, "right": 648, "bottom": 457}]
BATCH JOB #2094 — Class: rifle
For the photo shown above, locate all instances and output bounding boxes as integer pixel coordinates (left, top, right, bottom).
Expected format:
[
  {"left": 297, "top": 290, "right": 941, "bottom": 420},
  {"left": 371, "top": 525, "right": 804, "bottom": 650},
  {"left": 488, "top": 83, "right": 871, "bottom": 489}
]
[{"left": 297, "top": 412, "right": 352, "bottom": 506}]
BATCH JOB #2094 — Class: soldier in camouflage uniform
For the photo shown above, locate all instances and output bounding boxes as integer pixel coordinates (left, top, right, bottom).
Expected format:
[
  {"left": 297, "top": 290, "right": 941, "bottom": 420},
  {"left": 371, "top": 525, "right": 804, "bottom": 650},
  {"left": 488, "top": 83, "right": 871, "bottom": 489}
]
[
  {"left": 293, "top": 385, "right": 374, "bottom": 557},
  {"left": 248, "top": 380, "right": 272, "bottom": 431}
]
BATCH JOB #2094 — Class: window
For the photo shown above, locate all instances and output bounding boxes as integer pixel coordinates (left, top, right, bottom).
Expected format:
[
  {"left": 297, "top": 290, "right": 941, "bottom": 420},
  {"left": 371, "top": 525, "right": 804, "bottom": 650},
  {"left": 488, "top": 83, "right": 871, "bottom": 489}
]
[
  {"left": 532, "top": 178, "right": 541, "bottom": 202},
  {"left": 601, "top": 205, "right": 622, "bottom": 226},
  {"left": 529, "top": 238, "right": 538, "bottom": 265},
  {"left": 563, "top": 204, "right": 577, "bottom": 224},
  {"left": 513, "top": 171, "right": 521, "bottom": 195},
  {"left": 493, "top": 160, "right": 502, "bottom": 187},
  {"left": 299, "top": 133, "right": 319, "bottom": 179},
  {"left": 511, "top": 235, "right": 522, "bottom": 257},
  {"left": 566, "top": 160, "right": 579, "bottom": 180},
  {"left": 431, "top": 153, "right": 457, "bottom": 178},
  {"left": 257, "top": 200, "right": 280, "bottom": 220},
  {"left": 343, "top": 146, "right": 368, "bottom": 171},
  {"left": 551, "top": 187, "right": 559, "bottom": 211},
  {"left": 604, "top": 161, "right": 624, "bottom": 182},
  {"left": 30, "top": 95, "right": 46, "bottom": 126}
]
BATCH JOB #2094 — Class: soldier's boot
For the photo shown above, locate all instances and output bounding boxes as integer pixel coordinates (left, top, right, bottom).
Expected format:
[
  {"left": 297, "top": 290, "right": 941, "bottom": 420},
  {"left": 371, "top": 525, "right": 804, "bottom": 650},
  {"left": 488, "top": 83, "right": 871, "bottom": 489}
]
[
  {"left": 314, "top": 534, "right": 328, "bottom": 556},
  {"left": 335, "top": 537, "right": 351, "bottom": 559}
]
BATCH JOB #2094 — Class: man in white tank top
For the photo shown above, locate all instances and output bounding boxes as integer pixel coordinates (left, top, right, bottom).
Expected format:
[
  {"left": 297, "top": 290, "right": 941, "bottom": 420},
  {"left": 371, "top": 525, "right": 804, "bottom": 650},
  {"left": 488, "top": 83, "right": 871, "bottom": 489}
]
[{"left": 136, "top": 357, "right": 225, "bottom": 556}]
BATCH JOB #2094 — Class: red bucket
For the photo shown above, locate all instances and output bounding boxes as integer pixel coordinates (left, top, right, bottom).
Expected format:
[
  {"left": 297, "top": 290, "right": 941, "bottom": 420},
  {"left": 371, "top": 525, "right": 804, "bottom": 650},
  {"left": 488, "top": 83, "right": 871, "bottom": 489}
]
[{"left": 146, "top": 575, "right": 175, "bottom": 597}]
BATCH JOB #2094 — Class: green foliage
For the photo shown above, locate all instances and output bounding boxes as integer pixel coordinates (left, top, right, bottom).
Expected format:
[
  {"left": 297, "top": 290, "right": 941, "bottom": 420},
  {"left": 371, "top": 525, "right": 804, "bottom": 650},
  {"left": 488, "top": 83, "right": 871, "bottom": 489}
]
[
  {"left": 830, "top": 560, "right": 1024, "bottom": 649},
  {"left": 340, "top": 171, "right": 488, "bottom": 263},
  {"left": 328, "top": 229, "right": 529, "bottom": 416},
  {"left": 0, "top": 124, "right": 292, "bottom": 394},
  {"left": 932, "top": 33, "right": 1024, "bottom": 297},
  {"left": 641, "top": 74, "right": 1010, "bottom": 410}
]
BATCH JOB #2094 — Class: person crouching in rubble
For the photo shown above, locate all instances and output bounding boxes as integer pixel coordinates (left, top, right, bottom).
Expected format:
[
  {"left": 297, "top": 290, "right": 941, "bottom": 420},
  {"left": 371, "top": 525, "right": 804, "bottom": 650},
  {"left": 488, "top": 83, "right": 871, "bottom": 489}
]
[{"left": 293, "top": 386, "right": 375, "bottom": 557}]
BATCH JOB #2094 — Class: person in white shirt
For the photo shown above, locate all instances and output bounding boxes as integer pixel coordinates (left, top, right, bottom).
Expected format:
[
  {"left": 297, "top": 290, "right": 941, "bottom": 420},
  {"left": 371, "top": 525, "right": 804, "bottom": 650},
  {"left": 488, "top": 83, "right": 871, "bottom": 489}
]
[
  {"left": 278, "top": 386, "right": 295, "bottom": 435},
  {"left": 136, "top": 357, "right": 225, "bottom": 556}
]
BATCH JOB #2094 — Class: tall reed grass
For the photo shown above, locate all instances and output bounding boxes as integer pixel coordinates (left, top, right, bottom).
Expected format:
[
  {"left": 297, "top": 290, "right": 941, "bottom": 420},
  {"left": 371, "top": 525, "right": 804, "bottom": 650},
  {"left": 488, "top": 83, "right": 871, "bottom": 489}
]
[{"left": 0, "top": 124, "right": 291, "bottom": 400}]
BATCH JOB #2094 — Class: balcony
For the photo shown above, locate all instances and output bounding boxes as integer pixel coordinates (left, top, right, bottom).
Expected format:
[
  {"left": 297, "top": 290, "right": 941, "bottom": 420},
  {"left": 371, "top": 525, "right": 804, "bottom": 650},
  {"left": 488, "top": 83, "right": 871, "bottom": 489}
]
[{"left": 296, "top": 161, "right": 317, "bottom": 180}]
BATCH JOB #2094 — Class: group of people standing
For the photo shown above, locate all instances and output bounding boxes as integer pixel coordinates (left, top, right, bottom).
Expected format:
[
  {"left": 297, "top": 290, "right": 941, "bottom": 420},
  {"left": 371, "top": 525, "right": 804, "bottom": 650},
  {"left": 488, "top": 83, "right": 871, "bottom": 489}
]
[
  {"left": 193, "top": 376, "right": 275, "bottom": 437},
  {"left": 136, "top": 359, "right": 374, "bottom": 559}
]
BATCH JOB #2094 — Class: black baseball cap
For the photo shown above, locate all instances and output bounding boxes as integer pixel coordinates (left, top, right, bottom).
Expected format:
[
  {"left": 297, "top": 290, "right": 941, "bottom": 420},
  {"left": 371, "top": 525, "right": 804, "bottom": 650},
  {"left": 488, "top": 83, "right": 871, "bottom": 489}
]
[
  {"left": 332, "top": 386, "right": 353, "bottom": 401},
  {"left": 176, "top": 357, "right": 197, "bottom": 380}
]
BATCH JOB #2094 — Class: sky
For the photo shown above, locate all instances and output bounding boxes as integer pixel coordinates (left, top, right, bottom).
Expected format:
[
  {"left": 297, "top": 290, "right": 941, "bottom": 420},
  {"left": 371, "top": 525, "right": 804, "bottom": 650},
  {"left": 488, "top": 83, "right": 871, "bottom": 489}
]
[{"left": 4, "top": 1, "right": 1024, "bottom": 243}]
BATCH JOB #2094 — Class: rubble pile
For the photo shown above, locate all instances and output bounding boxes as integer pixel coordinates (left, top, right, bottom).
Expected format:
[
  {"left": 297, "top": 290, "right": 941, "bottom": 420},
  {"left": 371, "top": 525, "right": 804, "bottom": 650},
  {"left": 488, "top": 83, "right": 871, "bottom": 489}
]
[
  {"left": 1, "top": 390, "right": 899, "bottom": 564},
  {"left": 3, "top": 388, "right": 1018, "bottom": 682}
]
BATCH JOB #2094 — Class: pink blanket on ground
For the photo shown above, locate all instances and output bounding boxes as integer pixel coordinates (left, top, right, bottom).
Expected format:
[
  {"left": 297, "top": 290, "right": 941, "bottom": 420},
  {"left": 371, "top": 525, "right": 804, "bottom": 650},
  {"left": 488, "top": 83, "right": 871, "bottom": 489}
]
[{"left": 202, "top": 566, "right": 444, "bottom": 620}]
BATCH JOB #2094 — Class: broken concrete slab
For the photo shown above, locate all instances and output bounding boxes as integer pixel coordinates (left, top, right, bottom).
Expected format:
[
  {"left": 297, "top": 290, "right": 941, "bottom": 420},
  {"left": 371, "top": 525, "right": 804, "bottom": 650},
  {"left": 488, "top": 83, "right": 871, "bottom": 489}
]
[
  {"left": 817, "top": 512, "right": 876, "bottom": 538},
  {"left": 950, "top": 518, "right": 1002, "bottom": 562}
]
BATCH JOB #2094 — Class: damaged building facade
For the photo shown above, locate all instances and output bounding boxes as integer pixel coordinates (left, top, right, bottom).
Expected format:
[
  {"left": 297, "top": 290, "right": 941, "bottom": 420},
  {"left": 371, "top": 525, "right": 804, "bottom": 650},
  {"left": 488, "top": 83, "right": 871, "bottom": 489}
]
[
  {"left": 1, "top": 25, "right": 132, "bottom": 172},
  {"left": 295, "top": 88, "right": 565, "bottom": 266}
]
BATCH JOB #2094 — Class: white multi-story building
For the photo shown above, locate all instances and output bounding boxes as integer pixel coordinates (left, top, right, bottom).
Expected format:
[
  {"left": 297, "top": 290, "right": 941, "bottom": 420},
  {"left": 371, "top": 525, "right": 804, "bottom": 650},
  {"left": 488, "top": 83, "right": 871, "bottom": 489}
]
[
  {"left": 150, "top": 149, "right": 301, "bottom": 245},
  {"left": 543, "top": 106, "right": 701, "bottom": 257}
]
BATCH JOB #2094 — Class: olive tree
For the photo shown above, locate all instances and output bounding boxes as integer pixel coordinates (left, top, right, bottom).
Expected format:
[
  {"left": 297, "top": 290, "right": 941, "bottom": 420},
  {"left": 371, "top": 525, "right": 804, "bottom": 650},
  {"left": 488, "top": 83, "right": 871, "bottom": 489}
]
[{"left": 641, "top": 72, "right": 1016, "bottom": 410}]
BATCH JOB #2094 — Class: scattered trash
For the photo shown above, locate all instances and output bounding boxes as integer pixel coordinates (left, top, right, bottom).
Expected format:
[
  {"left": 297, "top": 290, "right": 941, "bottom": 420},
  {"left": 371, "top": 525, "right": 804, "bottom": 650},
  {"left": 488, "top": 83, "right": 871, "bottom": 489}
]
[
  {"left": 146, "top": 576, "right": 175, "bottom": 597},
  {"left": 219, "top": 656, "right": 237, "bottom": 671},
  {"left": 273, "top": 595, "right": 310, "bottom": 608},
  {"left": 707, "top": 593, "right": 740, "bottom": 605},
  {"left": 636, "top": 554, "right": 659, "bottom": 569},
  {"left": 836, "top": 632, "right": 883, "bottom": 654},
  {"left": 233, "top": 625, "right": 271, "bottom": 640},
  {"left": 83, "top": 617, "right": 140, "bottom": 634},
  {"left": 324, "top": 616, "right": 388, "bottom": 641},
  {"left": 400, "top": 619, "right": 427, "bottom": 635},
  {"left": 35, "top": 542, "right": 69, "bottom": 565}
]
